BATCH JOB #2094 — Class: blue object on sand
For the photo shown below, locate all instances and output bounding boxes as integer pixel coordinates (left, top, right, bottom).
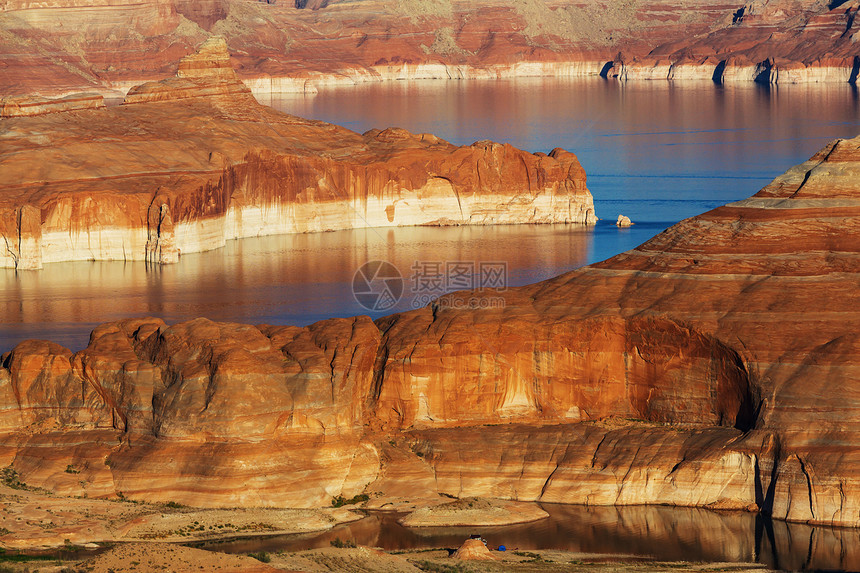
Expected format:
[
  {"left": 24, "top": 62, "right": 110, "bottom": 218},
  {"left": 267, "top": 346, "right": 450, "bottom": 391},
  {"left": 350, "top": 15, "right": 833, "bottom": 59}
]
[{"left": 498, "top": 545, "right": 506, "bottom": 552}]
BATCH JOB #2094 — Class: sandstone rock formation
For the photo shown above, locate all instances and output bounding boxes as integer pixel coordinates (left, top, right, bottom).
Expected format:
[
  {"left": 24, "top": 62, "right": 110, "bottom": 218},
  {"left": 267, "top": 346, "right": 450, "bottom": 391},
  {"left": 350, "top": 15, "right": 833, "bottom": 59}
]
[
  {"left": 450, "top": 538, "right": 496, "bottom": 561},
  {"left": 368, "top": 133, "right": 860, "bottom": 527},
  {"left": 0, "top": 316, "right": 383, "bottom": 506},
  {"left": 2, "top": 134, "right": 860, "bottom": 531},
  {"left": 0, "top": 93, "right": 105, "bottom": 117},
  {"left": 0, "top": 0, "right": 858, "bottom": 98},
  {"left": 0, "top": 38, "right": 596, "bottom": 270},
  {"left": 616, "top": 214, "right": 632, "bottom": 227}
]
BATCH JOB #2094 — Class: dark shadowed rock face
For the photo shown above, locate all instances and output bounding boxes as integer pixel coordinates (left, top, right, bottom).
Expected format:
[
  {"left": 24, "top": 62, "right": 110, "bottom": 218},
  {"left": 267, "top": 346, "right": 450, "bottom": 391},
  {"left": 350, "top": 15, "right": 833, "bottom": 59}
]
[{"left": 2, "top": 135, "right": 860, "bottom": 524}]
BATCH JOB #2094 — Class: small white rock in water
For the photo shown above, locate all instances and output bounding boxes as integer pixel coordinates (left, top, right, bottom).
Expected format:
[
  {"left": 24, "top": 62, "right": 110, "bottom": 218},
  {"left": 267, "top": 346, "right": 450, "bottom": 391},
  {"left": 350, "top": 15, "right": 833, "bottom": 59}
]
[{"left": 616, "top": 214, "right": 633, "bottom": 227}]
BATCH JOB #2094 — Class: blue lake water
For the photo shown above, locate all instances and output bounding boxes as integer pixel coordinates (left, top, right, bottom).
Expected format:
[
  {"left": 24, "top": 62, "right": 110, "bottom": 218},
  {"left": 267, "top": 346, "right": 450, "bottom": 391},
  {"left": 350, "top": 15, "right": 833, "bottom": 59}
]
[{"left": 2, "top": 79, "right": 859, "bottom": 353}]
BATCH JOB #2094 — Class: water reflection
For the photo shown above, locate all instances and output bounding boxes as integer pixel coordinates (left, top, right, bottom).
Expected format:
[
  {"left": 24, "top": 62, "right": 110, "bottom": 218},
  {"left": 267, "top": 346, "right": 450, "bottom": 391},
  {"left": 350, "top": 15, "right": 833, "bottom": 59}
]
[
  {"left": 196, "top": 504, "right": 860, "bottom": 571},
  {"left": 1, "top": 224, "right": 602, "bottom": 353},
  {"left": 5, "top": 79, "right": 860, "bottom": 353},
  {"left": 264, "top": 78, "right": 860, "bottom": 221}
]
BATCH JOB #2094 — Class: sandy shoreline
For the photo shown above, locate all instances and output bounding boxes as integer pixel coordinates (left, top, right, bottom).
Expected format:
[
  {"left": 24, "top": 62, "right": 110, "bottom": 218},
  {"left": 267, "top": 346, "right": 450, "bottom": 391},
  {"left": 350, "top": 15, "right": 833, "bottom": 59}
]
[
  {"left": 0, "top": 542, "right": 769, "bottom": 573},
  {"left": 0, "top": 483, "right": 363, "bottom": 550},
  {"left": 398, "top": 498, "right": 550, "bottom": 527},
  {"left": 1, "top": 481, "right": 562, "bottom": 550},
  {"left": 0, "top": 487, "right": 775, "bottom": 572}
]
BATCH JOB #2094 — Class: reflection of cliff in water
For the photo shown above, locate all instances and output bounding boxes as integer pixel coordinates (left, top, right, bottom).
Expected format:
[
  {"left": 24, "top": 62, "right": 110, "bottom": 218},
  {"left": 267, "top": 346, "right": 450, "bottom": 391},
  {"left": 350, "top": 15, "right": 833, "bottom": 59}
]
[
  {"left": 1, "top": 223, "right": 598, "bottom": 353},
  {"left": 196, "top": 504, "right": 860, "bottom": 571}
]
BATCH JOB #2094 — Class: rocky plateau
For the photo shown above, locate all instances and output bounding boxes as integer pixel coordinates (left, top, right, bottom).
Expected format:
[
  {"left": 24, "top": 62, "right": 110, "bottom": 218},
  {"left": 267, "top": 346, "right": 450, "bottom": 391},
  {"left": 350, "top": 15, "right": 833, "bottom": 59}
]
[
  {"left": 0, "top": 37, "right": 596, "bottom": 269},
  {"left": 1, "top": 127, "right": 860, "bottom": 555},
  {"left": 1, "top": 0, "right": 860, "bottom": 98}
]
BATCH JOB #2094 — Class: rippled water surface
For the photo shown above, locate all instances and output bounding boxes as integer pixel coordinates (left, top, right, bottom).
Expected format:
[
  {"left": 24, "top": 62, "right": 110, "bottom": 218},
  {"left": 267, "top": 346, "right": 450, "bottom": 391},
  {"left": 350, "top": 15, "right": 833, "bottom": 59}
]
[{"left": 2, "top": 79, "right": 859, "bottom": 353}]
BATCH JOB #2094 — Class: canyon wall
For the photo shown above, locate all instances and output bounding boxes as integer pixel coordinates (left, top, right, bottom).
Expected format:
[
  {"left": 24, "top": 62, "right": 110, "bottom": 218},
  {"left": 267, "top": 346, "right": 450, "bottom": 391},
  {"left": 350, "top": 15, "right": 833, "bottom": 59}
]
[
  {"left": 2, "top": 133, "right": 860, "bottom": 527},
  {"left": 376, "top": 133, "right": 860, "bottom": 527},
  {"left": 0, "top": 38, "right": 596, "bottom": 270},
  {"left": 1, "top": 0, "right": 859, "bottom": 98}
]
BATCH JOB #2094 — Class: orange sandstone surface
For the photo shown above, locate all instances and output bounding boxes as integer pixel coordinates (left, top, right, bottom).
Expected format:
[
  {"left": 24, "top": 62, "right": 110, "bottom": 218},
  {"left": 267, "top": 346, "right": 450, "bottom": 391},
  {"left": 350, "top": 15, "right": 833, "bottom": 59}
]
[
  {"left": 2, "top": 133, "right": 860, "bottom": 542},
  {"left": 0, "top": 37, "right": 596, "bottom": 270},
  {"left": 1, "top": 0, "right": 859, "bottom": 98}
]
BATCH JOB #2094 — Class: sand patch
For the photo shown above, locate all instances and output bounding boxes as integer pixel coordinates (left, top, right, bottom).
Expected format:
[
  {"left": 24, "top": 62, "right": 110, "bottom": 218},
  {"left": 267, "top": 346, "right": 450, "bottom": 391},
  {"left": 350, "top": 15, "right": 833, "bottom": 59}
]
[
  {"left": 398, "top": 497, "right": 549, "bottom": 527},
  {"left": 0, "top": 484, "right": 360, "bottom": 550},
  {"left": 67, "top": 542, "right": 284, "bottom": 573},
  {"left": 118, "top": 507, "right": 361, "bottom": 542},
  {"left": 274, "top": 546, "right": 421, "bottom": 573}
]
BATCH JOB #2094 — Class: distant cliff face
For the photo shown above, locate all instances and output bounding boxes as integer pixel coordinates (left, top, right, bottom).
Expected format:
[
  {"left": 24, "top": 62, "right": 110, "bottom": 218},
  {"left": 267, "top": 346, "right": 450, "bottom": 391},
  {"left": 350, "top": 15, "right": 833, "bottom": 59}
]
[
  {"left": 0, "top": 38, "right": 596, "bottom": 270},
  {"left": 0, "top": 0, "right": 857, "bottom": 97},
  {"left": 2, "top": 134, "right": 860, "bottom": 526}
]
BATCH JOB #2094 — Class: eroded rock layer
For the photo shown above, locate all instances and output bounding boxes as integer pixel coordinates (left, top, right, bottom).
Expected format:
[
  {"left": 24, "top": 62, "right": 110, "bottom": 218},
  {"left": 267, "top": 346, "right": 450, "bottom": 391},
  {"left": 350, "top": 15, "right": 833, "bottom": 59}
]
[
  {"left": 2, "top": 135, "right": 859, "bottom": 528},
  {"left": 0, "top": 38, "right": 596, "bottom": 269},
  {"left": 1, "top": 0, "right": 859, "bottom": 97}
]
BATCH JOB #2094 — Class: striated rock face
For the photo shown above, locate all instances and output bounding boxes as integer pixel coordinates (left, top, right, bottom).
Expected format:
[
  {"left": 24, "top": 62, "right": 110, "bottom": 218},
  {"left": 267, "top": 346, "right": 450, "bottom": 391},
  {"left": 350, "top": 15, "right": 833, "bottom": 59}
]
[
  {"left": 407, "top": 424, "right": 762, "bottom": 510},
  {"left": 0, "top": 0, "right": 858, "bottom": 97},
  {"left": 2, "top": 135, "right": 860, "bottom": 527},
  {"left": 1, "top": 315, "right": 382, "bottom": 506},
  {"left": 123, "top": 36, "right": 252, "bottom": 103},
  {"left": 0, "top": 38, "right": 596, "bottom": 270},
  {"left": 0, "top": 93, "right": 105, "bottom": 118},
  {"left": 370, "top": 133, "right": 860, "bottom": 526}
]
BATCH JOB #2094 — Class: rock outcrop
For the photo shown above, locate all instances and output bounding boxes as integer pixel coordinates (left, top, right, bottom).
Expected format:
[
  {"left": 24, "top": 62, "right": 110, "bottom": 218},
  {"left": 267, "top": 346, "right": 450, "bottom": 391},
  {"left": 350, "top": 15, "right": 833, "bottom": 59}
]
[
  {"left": 0, "top": 316, "right": 382, "bottom": 506},
  {"left": 2, "top": 134, "right": 860, "bottom": 529},
  {"left": 450, "top": 539, "right": 496, "bottom": 561},
  {"left": 0, "top": 0, "right": 858, "bottom": 98},
  {"left": 0, "top": 93, "right": 105, "bottom": 118},
  {"left": 0, "top": 38, "right": 596, "bottom": 270}
]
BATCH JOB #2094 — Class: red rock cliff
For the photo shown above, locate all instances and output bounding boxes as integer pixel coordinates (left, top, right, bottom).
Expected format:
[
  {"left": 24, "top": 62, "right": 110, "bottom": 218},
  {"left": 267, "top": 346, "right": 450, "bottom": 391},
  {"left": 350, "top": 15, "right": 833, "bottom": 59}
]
[
  {"left": 0, "top": 38, "right": 596, "bottom": 270},
  {"left": 369, "top": 133, "right": 860, "bottom": 525},
  {"left": 0, "top": 0, "right": 857, "bottom": 97},
  {"left": 1, "top": 134, "right": 859, "bottom": 526}
]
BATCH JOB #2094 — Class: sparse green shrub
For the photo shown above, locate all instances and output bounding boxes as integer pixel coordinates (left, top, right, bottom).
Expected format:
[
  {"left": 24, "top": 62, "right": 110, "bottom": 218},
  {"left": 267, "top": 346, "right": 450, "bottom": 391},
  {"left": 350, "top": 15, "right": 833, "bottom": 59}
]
[
  {"left": 0, "top": 546, "right": 59, "bottom": 563},
  {"left": 0, "top": 467, "right": 26, "bottom": 490},
  {"left": 247, "top": 551, "right": 271, "bottom": 563},
  {"left": 330, "top": 493, "right": 369, "bottom": 507},
  {"left": 514, "top": 551, "right": 545, "bottom": 562},
  {"left": 329, "top": 537, "right": 356, "bottom": 548}
]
